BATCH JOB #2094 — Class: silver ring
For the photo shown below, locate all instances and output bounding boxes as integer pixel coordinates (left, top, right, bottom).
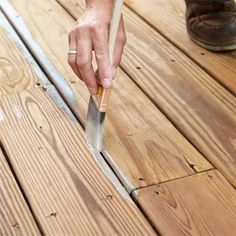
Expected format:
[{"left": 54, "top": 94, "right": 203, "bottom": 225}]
[{"left": 68, "top": 50, "right": 77, "bottom": 55}]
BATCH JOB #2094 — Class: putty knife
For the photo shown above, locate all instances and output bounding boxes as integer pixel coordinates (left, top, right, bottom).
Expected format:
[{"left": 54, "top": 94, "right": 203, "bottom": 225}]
[{"left": 85, "top": 0, "right": 123, "bottom": 151}]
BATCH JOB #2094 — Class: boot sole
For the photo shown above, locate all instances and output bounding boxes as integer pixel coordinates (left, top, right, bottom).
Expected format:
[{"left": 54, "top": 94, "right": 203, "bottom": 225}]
[{"left": 188, "top": 31, "right": 236, "bottom": 51}]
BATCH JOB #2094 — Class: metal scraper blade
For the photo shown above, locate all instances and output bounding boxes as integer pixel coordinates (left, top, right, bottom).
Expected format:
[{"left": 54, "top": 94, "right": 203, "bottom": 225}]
[{"left": 85, "top": 96, "right": 106, "bottom": 151}]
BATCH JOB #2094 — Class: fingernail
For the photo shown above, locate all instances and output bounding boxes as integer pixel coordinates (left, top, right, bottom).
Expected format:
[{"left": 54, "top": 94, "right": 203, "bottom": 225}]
[{"left": 102, "top": 79, "right": 111, "bottom": 88}]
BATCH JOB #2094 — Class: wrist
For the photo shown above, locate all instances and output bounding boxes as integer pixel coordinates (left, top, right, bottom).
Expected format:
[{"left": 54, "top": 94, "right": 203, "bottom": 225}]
[
  {"left": 85, "top": 0, "right": 115, "bottom": 24},
  {"left": 85, "top": 0, "right": 114, "bottom": 10}
]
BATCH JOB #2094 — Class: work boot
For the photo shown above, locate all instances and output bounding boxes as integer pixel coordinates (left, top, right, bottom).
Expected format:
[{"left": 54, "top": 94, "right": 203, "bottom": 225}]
[{"left": 185, "top": 0, "right": 236, "bottom": 51}]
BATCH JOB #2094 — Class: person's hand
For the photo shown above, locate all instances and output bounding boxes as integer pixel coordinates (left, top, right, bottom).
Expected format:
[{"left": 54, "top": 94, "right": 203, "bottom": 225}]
[{"left": 68, "top": 0, "right": 126, "bottom": 95}]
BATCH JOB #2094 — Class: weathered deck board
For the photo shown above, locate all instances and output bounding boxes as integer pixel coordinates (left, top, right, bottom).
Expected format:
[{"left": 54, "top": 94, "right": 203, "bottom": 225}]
[
  {"left": 133, "top": 170, "right": 236, "bottom": 236},
  {"left": 0, "top": 11, "right": 39, "bottom": 96},
  {"left": 6, "top": 0, "right": 212, "bottom": 191},
  {"left": 125, "top": 0, "right": 236, "bottom": 95},
  {"left": 0, "top": 148, "right": 40, "bottom": 236},
  {"left": 0, "top": 9, "right": 155, "bottom": 234},
  {"left": 0, "top": 88, "right": 156, "bottom": 236},
  {"left": 56, "top": 0, "right": 236, "bottom": 188}
]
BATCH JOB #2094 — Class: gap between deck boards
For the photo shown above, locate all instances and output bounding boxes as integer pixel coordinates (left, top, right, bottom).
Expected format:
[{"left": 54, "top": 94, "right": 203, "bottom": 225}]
[
  {"left": 53, "top": 0, "right": 235, "bottom": 186},
  {"left": 0, "top": 0, "right": 216, "bottom": 193},
  {"left": 3, "top": 0, "right": 236, "bottom": 202},
  {"left": 0, "top": 142, "right": 43, "bottom": 235},
  {"left": 0, "top": 138, "right": 224, "bottom": 236},
  {"left": 0, "top": 13, "right": 159, "bottom": 234},
  {"left": 0, "top": 3, "right": 235, "bottom": 234},
  {"left": 0, "top": 7, "right": 134, "bottom": 199},
  {"left": 56, "top": 0, "right": 221, "bottom": 175},
  {"left": 129, "top": 167, "right": 217, "bottom": 195}
]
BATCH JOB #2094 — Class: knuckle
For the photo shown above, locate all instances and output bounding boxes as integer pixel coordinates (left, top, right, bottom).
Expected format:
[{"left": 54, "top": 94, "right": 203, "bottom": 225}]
[
  {"left": 68, "top": 29, "right": 74, "bottom": 36},
  {"left": 75, "top": 26, "right": 81, "bottom": 34},
  {"left": 96, "top": 50, "right": 107, "bottom": 60},
  {"left": 118, "top": 31, "right": 127, "bottom": 44},
  {"left": 75, "top": 21, "right": 100, "bottom": 34},
  {"left": 76, "top": 57, "right": 89, "bottom": 68},
  {"left": 68, "top": 32, "right": 72, "bottom": 41},
  {"left": 84, "top": 79, "right": 97, "bottom": 92},
  {"left": 71, "top": 27, "right": 77, "bottom": 35},
  {"left": 85, "top": 79, "right": 95, "bottom": 87},
  {"left": 68, "top": 31, "right": 75, "bottom": 42},
  {"left": 75, "top": 24, "right": 86, "bottom": 34},
  {"left": 100, "top": 68, "right": 112, "bottom": 79},
  {"left": 75, "top": 20, "right": 106, "bottom": 38},
  {"left": 67, "top": 57, "right": 75, "bottom": 66},
  {"left": 114, "top": 56, "right": 122, "bottom": 67},
  {"left": 88, "top": 21, "right": 98, "bottom": 32},
  {"left": 123, "top": 33, "right": 127, "bottom": 44},
  {"left": 90, "top": 21, "right": 107, "bottom": 34}
]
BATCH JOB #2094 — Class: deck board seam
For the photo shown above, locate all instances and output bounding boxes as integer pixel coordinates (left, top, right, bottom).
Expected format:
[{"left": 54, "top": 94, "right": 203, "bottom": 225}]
[
  {"left": 0, "top": 4, "right": 131, "bottom": 193},
  {"left": 55, "top": 0, "right": 221, "bottom": 174},
  {"left": 0, "top": 4, "right": 135, "bottom": 199},
  {"left": 129, "top": 167, "right": 220, "bottom": 196},
  {"left": 55, "top": 0, "right": 214, "bottom": 183},
  {"left": 0, "top": 0, "right": 210, "bottom": 192},
  {"left": 132, "top": 169, "right": 236, "bottom": 235}
]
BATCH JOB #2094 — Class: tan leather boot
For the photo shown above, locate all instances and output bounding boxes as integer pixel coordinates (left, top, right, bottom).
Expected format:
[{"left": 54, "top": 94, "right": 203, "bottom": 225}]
[{"left": 185, "top": 0, "right": 236, "bottom": 51}]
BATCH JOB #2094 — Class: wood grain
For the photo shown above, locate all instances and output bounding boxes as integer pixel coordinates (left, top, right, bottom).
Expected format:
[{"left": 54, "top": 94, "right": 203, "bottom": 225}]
[
  {"left": 7, "top": 0, "right": 212, "bottom": 191},
  {"left": 125, "top": 0, "right": 236, "bottom": 95},
  {"left": 57, "top": 0, "right": 236, "bottom": 188},
  {"left": 0, "top": 148, "right": 40, "bottom": 236},
  {"left": 133, "top": 170, "right": 236, "bottom": 236},
  {"left": 0, "top": 88, "right": 156, "bottom": 236},
  {"left": 0, "top": 11, "right": 39, "bottom": 96}
]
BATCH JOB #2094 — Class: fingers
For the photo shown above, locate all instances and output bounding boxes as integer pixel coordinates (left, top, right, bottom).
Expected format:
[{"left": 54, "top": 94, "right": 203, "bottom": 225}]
[
  {"left": 113, "top": 15, "right": 127, "bottom": 68},
  {"left": 93, "top": 26, "right": 113, "bottom": 88},
  {"left": 68, "top": 24, "right": 98, "bottom": 95},
  {"left": 112, "top": 15, "right": 127, "bottom": 77},
  {"left": 67, "top": 10, "right": 127, "bottom": 94},
  {"left": 67, "top": 31, "right": 81, "bottom": 79},
  {"left": 76, "top": 36, "right": 98, "bottom": 95},
  {"left": 93, "top": 15, "right": 126, "bottom": 85}
]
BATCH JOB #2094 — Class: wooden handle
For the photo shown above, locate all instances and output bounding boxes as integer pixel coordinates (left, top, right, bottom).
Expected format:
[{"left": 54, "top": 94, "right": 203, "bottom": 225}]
[{"left": 93, "top": 0, "right": 123, "bottom": 112}]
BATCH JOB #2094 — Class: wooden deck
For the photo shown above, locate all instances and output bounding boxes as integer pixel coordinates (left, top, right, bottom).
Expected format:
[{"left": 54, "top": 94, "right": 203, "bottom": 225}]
[{"left": 0, "top": 0, "right": 235, "bottom": 235}]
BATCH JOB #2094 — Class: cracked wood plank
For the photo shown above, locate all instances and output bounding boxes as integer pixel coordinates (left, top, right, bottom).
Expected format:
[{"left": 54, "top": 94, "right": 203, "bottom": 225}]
[
  {"left": 5, "top": 0, "right": 212, "bottom": 191},
  {"left": 0, "top": 148, "right": 40, "bottom": 236},
  {"left": 57, "top": 0, "right": 236, "bottom": 188},
  {"left": 133, "top": 170, "right": 236, "bottom": 236},
  {"left": 0, "top": 88, "right": 156, "bottom": 236},
  {"left": 125, "top": 0, "right": 236, "bottom": 95}
]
